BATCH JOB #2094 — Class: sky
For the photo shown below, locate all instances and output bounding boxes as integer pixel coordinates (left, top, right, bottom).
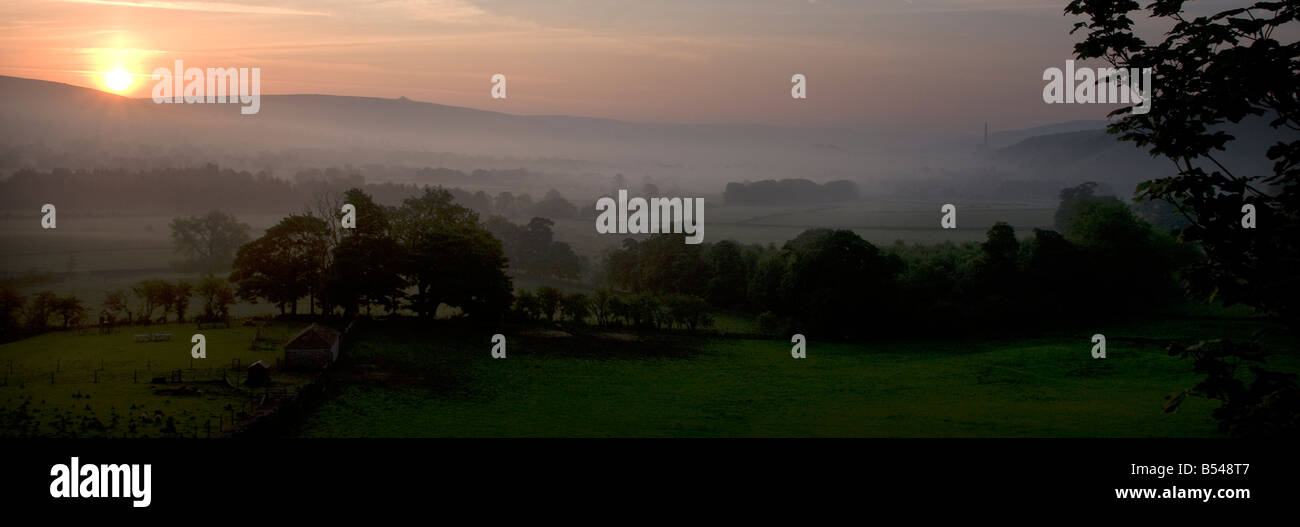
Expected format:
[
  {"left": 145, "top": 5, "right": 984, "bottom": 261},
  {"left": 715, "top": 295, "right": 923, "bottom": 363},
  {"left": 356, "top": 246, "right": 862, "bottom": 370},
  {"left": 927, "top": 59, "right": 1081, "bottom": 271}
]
[{"left": 0, "top": 0, "right": 1247, "bottom": 133}]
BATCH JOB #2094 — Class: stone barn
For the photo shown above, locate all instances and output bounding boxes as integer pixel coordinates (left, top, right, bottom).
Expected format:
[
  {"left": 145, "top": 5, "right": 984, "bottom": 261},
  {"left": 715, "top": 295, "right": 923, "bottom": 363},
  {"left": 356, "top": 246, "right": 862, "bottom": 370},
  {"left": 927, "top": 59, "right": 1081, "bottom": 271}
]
[{"left": 283, "top": 324, "right": 341, "bottom": 370}]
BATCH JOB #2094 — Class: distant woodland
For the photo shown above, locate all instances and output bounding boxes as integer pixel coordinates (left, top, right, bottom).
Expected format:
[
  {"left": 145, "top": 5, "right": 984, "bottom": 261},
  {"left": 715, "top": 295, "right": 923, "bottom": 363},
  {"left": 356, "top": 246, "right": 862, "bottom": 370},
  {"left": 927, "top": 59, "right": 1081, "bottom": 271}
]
[{"left": 0, "top": 164, "right": 585, "bottom": 221}]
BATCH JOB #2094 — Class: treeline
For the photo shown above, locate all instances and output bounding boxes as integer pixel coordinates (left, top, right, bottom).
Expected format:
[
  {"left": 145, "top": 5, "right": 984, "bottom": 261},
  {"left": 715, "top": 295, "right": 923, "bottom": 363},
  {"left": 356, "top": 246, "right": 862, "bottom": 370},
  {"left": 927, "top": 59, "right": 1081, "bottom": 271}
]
[
  {"left": 0, "top": 276, "right": 237, "bottom": 343},
  {"left": 513, "top": 287, "right": 713, "bottom": 331},
  {"left": 0, "top": 288, "right": 84, "bottom": 341},
  {"left": 453, "top": 188, "right": 583, "bottom": 221},
  {"left": 606, "top": 183, "right": 1193, "bottom": 337},
  {"left": 0, "top": 165, "right": 294, "bottom": 213},
  {"left": 0, "top": 165, "right": 585, "bottom": 221},
  {"left": 98, "top": 278, "right": 237, "bottom": 325},
  {"left": 723, "top": 178, "right": 860, "bottom": 205}
]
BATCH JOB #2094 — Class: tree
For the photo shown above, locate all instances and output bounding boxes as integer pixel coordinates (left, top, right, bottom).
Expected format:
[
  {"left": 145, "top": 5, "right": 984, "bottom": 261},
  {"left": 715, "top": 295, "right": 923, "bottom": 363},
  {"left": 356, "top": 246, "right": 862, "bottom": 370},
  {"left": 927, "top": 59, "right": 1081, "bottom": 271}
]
[
  {"left": 197, "top": 275, "right": 236, "bottom": 323},
  {"left": 131, "top": 279, "right": 170, "bottom": 324},
  {"left": 103, "top": 289, "right": 130, "bottom": 325},
  {"left": 394, "top": 188, "right": 512, "bottom": 320},
  {"left": 778, "top": 229, "right": 903, "bottom": 337},
  {"left": 604, "top": 235, "right": 708, "bottom": 295},
  {"left": 305, "top": 187, "right": 346, "bottom": 250},
  {"left": 559, "top": 292, "right": 590, "bottom": 323},
  {"left": 1061, "top": 193, "right": 1186, "bottom": 310},
  {"left": 589, "top": 290, "right": 618, "bottom": 327},
  {"left": 53, "top": 295, "right": 85, "bottom": 330},
  {"left": 1067, "top": 0, "right": 1300, "bottom": 435},
  {"left": 532, "top": 191, "right": 578, "bottom": 219},
  {"left": 514, "top": 290, "right": 541, "bottom": 321},
  {"left": 535, "top": 287, "right": 562, "bottom": 322},
  {"left": 484, "top": 216, "right": 584, "bottom": 280},
  {"left": 230, "top": 215, "right": 331, "bottom": 315},
  {"left": 973, "top": 222, "right": 1022, "bottom": 310},
  {"left": 627, "top": 293, "right": 662, "bottom": 329},
  {"left": 1021, "top": 229, "right": 1087, "bottom": 319},
  {"left": 25, "top": 291, "right": 59, "bottom": 333},
  {"left": 170, "top": 210, "right": 251, "bottom": 273},
  {"left": 172, "top": 282, "right": 194, "bottom": 323},
  {"left": 705, "top": 240, "right": 749, "bottom": 309},
  {"left": 663, "top": 294, "right": 713, "bottom": 331},
  {"left": 324, "top": 188, "right": 406, "bottom": 317},
  {"left": 0, "top": 285, "right": 26, "bottom": 342},
  {"left": 1053, "top": 181, "right": 1100, "bottom": 232}
]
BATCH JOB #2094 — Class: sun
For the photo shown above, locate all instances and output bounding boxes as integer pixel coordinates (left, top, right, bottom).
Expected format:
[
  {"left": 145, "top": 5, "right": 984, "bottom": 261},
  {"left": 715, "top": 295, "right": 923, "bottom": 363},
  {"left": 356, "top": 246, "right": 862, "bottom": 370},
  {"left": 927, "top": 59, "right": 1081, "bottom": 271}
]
[{"left": 104, "top": 66, "right": 132, "bottom": 93}]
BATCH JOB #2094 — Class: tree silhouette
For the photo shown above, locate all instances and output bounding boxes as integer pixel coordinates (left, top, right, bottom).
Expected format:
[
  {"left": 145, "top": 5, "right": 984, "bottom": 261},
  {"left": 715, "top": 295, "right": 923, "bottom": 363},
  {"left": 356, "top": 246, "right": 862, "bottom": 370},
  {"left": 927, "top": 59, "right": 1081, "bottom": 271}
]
[
  {"left": 169, "top": 210, "right": 251, "bottom": 273},
  {"left": 394, "top": 188, "right": 512, "bottom": 320},
  {"left": 230, "top": 215, "right": 331, "bottom": 315},
  {"left": 1067, "top": 0, "right": 1300, "bottom": 435}
]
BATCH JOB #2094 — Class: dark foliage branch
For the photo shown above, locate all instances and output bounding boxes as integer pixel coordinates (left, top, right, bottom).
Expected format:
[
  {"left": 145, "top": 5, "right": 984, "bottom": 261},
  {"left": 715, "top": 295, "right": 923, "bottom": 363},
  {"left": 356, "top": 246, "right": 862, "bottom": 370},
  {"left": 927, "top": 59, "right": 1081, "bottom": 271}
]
[{"left": 1067, "top": 0, "right": 1300, "bottom": 435}]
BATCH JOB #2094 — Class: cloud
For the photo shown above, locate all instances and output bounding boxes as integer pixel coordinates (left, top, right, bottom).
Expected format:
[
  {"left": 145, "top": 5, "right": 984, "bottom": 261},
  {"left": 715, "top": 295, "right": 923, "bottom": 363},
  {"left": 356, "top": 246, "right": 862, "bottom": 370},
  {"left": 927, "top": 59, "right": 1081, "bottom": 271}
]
[{"left": 57, "top": 0, "right": 329, "bottom": 16}]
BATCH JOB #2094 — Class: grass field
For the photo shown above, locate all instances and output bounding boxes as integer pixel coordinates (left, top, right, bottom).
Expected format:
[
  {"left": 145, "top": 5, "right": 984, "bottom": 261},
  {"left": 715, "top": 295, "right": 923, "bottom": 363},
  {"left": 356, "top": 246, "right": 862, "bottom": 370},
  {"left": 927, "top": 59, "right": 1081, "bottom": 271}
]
[
  {"left": 2, "top": 306, "right": 1289, "bottom": 438},
  {"left": 297, "top": 314, "right": 1295, "bottom": 438},
  {"left": 0, "top": 321, "right": 309, "bottom": 437}
]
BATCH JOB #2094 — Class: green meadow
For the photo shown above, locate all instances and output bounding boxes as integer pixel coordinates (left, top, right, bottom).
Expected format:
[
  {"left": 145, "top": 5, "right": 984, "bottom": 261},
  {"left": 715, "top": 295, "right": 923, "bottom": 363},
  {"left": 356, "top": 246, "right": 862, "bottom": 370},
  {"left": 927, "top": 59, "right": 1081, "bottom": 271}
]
[
  {"left": 297, "top": 313, "right": 1293, "bottom": 438},
  {"left": 0, "top": 302, "right": 1290, "bottom": 438}
]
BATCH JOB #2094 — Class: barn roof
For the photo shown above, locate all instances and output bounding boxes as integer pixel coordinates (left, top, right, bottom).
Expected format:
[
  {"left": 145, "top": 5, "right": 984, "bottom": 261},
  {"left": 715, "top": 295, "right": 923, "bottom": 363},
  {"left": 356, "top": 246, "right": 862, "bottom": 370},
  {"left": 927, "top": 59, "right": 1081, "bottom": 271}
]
[{"left": 284, "top": 324, "right": 341, "bottom": 350}]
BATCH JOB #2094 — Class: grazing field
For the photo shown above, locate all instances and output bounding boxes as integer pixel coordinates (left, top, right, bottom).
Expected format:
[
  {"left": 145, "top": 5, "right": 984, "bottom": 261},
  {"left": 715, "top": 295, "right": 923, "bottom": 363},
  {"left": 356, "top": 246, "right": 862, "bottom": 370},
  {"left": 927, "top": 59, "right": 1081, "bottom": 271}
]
[
  {"left": 298, "top": 314, "right": 1294, "bottom": 438},
  {"left": 0, "top": 321, "right": 310, "bottom": 437}
]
